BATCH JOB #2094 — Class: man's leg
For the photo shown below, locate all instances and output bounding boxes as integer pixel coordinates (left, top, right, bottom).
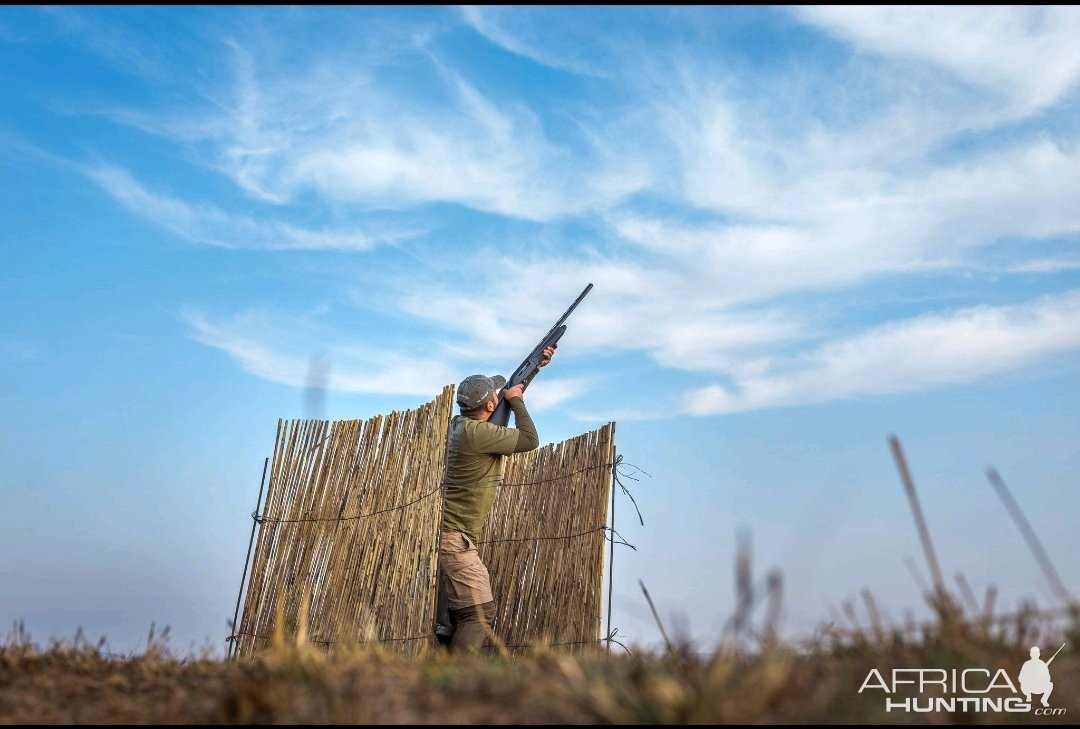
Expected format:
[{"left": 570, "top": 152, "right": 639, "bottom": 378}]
[
  {"left": 449, "top": 600, "right": 496, "bottom": 654},
  {"left": 438, "top": 530, "right": 495, "bottom": 654},
  {"left": 1042, "top": 683, "right": 1053, "bottom": 707}
]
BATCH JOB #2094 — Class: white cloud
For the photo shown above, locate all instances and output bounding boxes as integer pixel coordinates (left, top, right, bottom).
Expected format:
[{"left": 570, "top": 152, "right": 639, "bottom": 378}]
[
  {"left": 610, "top": 215, "right": 905, "bottom": 304},
  {"left": 385, "top": 248, "right": 804, "bottom": 363},
  {"left": 793, "top": 6, "right": 1080, "bottom": 117},
  {"left": 79, "top": 15, "right": 667, "bottom": 223},
  {"left": 519, "top": 377, "right": 591, "bottom": 413},
  {"left": 646, "top": 47, "right": 1080, "bottom": 227},
  {"left": 185, "top": 303, "right": 588, "bottom": 412},
  {"left": 988, "top": 258, "right": 1080, "bottom": 274},
  {"left": 654, "top": 89, "right": 772, "bottom": 214},
  {"left": 161, "top": 38, "right": 646, "bottom": 222},
  {"left": 608, "top": 132, "right": 1080, "bottom": 306},
  {"left": 907, "top": 140, "right": 1080, "bottom": 245},
  {"left": 184, "top": 308, "right": 457, "bottom": 397},
  {"left": 84, "top": 164, "right": 394, "bottom": 251},
  {"left": 570, "top": 407, "right": 661, "bottom": 425},
  {"left": 88, "top": 9, "right": 1079, "bottom": 419},
  {"left": 171, "top": 39, "right": 1080, "bottom": 412},
  {"left": 458, "top": 6, "right": 615, "bottom": 78},
  {"left": 39, "top": 6, "right": 166, "bottom": 81},
  {"left": 684, "top": 290, "right": 1080, "bottom": 415}
]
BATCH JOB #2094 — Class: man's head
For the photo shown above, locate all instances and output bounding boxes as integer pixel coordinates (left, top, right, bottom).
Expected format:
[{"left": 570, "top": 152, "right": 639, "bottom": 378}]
[
  {"left": 457, "top": 374, "right": 506, "bottom": 418},
  {"left": 1031, "top": 646, "right": 1041, "bottom": 659}
]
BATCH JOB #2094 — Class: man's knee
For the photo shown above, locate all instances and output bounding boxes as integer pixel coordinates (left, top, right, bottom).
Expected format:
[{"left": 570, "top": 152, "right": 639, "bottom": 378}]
[
  {"left": 449, "top": 601, "right": 496, "bottom": 653},
  {"left": 451, "top": 600, "right": 495, "bottom": 623}
]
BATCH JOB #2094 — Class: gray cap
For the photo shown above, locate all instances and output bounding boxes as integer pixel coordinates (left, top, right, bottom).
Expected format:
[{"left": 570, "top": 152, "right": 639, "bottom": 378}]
[{"left": 456, "top": 373, "right": 507, "bottom": 410}]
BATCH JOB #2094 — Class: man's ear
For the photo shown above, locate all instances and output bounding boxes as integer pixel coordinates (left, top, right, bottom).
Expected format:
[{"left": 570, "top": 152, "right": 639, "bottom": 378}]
[{"left": 487, "top": 393, "right": 499, "bottom": 412}]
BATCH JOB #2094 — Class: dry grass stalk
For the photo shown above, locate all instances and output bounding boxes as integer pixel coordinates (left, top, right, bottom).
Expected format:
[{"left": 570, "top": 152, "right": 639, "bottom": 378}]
[
  {"left": 888, "top": 436, "right": 947, "bottom": 609},
  {"left": 986, "top": 467, "right": 1077, "bottom": 605}
]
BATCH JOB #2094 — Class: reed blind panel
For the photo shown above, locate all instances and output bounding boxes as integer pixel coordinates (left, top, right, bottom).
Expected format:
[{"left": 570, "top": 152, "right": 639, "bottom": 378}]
[{"left": 233, "top": 386, "right": 615, "bottom": 657}]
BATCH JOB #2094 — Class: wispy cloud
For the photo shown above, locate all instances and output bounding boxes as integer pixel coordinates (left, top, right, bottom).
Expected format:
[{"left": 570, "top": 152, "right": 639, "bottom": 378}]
[
  {"left": 986, "top": 258, "right": 1080, "bottom": 275},
  {"left": 184, "top": 308, "right": 458, "bottom": 397},
  {"left": 132, "top": 35, "right": 646, "bottom": 222},
  {"left": 38, "top": 6, "right": 168, "bottom": 81},
  {"left": 84, "top": 164, "right": 400, "bottom": 251},
  {"left": 281, "top": 74, "right": 579, "bottom": 220},
  {"left": 458, "top": 5, "right": 616, "bottom": 78},
  {"left": 793, "top": 6, "right": 1080, "bottom": 118},
  {"left": 386, "top": 251, "right": 809, "bottom": 369},
  {"left": 517, "top": 377, "right": 591, "bottom": 413},
  {"left": 0, "top": 125, "right": 76, "bottom": 167},
  {"left": 628, "top": 134, "right": 1080, "bottom": 260},
  {"left": 645, "top": 55, "right": 1080, "bottom": 223},
  {"left": 60, "top": 8, "right": 1080, "bottom": 419},
  {"left": 185, "top": 304, "right": 585, "bottom": 412},
  {"left": 684, "top": 290, "right": 1080, "bottom": 415}
]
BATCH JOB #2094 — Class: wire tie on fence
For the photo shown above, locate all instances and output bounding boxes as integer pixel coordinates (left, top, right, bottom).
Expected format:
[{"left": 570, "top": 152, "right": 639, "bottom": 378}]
[
  {"left": 603, "top": 627, "right": 633, "bottom": 654},
  {"left": 612, "top": 455, "right": 645, "bottom": 526},
  {"left": 605, "top": 526, "right": 637, "bottom": 551},
  {"left": 614, "top": 454, "right": 651, "bottom": 480}
]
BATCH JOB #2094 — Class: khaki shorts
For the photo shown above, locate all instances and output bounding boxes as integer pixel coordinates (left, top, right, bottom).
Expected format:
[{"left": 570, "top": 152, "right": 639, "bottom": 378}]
[{"left": 439, "top": 530, "right": 493, "bottom": 610}]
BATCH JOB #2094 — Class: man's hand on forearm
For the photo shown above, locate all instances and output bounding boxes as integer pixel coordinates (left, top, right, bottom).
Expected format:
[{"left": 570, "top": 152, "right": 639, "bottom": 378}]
[{"left": 502, "top": 383, "right": 526, "bottom": 400}]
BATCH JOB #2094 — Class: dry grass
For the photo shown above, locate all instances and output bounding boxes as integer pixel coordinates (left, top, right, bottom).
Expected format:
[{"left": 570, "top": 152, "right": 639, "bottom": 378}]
[{"left": 4, "top": 606, "right": 1077, "bottom": 724}]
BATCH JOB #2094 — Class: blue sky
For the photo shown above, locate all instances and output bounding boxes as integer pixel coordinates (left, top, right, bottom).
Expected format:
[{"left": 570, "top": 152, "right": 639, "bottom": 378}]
[{"left": 2, "top": 6, "right": 1079, "bottom": 656}]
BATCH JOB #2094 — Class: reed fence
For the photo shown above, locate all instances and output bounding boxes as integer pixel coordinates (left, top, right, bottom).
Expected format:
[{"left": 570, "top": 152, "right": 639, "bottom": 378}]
[
  {"left": 230, "top": 386, "right": 617, "bottom": 658},
  {"left": 480, "top": 421, "right": 616, "bottom": 653}
]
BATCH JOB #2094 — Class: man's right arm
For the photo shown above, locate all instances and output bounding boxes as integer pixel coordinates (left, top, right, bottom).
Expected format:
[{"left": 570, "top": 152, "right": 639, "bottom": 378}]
[
  {"left": 476, "top": 396, "right": 539, "bottom": 455},
  {"left": 507, "top": 397, "right": 538, "bottom": 452}
]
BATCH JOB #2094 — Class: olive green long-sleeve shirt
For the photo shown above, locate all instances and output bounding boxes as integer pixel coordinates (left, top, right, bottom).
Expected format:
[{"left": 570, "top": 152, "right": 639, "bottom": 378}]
[{"left": 441, "top": 397, "right": 538, "bottom": 542}]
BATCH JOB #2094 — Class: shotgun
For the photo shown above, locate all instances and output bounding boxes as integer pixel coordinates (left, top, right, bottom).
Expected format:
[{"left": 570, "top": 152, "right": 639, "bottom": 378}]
[{"left": 488, "top": 283, "right": 593, "bottom": 427}]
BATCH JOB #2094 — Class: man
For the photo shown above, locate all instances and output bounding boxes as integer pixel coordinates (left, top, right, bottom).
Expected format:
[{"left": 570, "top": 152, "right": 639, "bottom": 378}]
[
  {"left": 438, "top": 344, "right": 556, "bottom": 653},
  {"left": 1019, "top": 645, "right": 1054, "bottom": 707}
]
